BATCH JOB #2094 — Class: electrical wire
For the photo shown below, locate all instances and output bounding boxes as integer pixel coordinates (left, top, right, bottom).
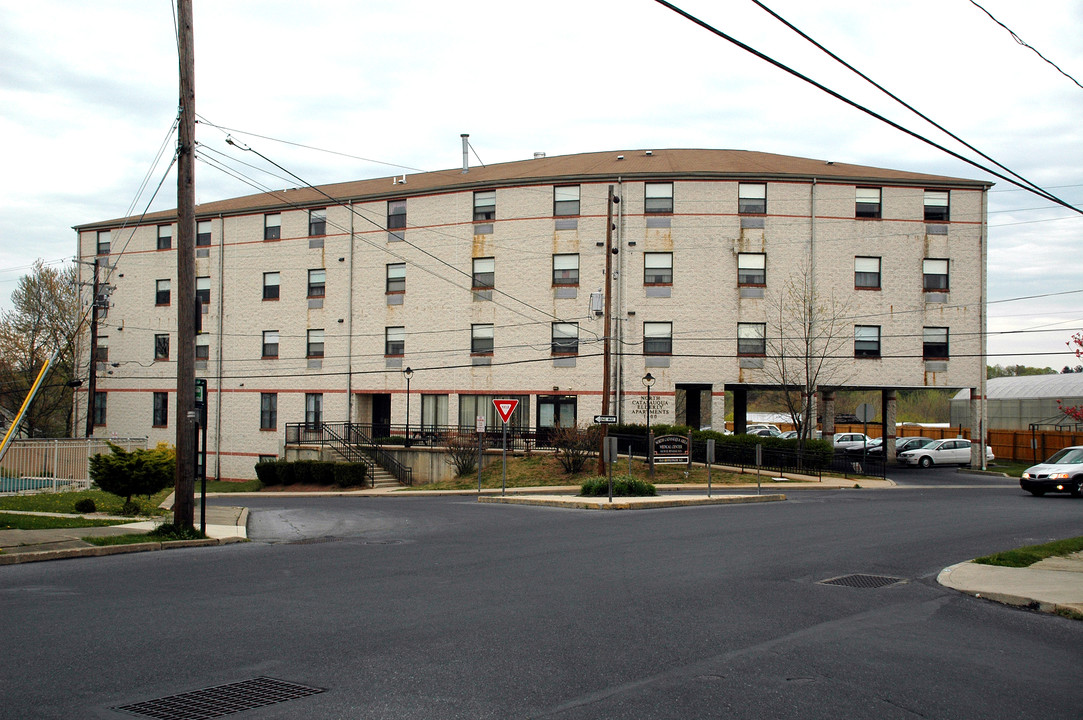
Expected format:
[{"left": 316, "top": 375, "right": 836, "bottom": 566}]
[
  {"left": 969, "top": 0, "right": 1083, "bottom": 90},
  {"left": 651, "top": 0, "right": 1083, "bottom": 216}
]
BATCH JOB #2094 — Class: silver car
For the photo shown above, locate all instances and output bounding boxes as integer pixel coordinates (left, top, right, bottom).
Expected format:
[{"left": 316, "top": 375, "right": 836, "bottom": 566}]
[
  {"left": 897, "top": 438, "right": 994, "bottom": 468},
  {"left": 1020, "top": 446, "right": 1083, "bottom": 497}
]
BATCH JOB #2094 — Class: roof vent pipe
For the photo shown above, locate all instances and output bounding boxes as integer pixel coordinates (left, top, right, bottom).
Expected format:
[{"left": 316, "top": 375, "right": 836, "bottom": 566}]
[
  {"left": 461, "top": 134, "right": 469, "bottom": 174},
  {"left": 534, "top": 152, "right": 546, "bottom": 159}
]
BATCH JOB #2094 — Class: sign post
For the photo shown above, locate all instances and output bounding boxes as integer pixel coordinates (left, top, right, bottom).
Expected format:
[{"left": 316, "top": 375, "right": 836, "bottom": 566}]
[
  {"left": 194, "top": 378, "right": 207, "bottom": 534},
  {"left": 476, "top": 416, "right": 485, "bottom": 494},
  {"left": 493, "top": 399, "right": 519, "bottom": 497},
  {"left": 706, "top": 438, "right": 715, "bottom": 498}
]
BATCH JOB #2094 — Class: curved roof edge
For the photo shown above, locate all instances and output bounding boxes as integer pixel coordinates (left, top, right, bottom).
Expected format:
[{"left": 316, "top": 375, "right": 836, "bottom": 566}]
[{"left": 953, "top": 373, "right": 1083, "bottom": 400}]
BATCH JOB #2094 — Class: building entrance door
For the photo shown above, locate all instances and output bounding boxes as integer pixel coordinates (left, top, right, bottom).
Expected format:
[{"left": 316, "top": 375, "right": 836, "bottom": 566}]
[
  {"left": 675, "top": 384, "right": 712, "bottom": 430},
  {"left": 372, "top": 394, "right": 391, "bottom": 438}
]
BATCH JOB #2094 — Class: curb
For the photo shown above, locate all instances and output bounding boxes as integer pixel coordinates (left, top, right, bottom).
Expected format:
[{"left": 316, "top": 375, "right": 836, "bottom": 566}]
[
  {"left": 478, "top": 494, "right": 786, "bottom": 510},
  {"left": 937, "top": 561, "right": 1083, "bottom": 618},
  {"left": 0, "top": 536, "right": 248, "bottom": 566}
]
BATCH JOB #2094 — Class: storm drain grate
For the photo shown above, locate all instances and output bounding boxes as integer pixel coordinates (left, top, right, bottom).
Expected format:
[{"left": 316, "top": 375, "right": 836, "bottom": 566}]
[
  {"left": 113, "top": 676, "right": 326, "bottom": 719},
  {"left": 819, "top": 573, "right": 904, "bottom": 589}
]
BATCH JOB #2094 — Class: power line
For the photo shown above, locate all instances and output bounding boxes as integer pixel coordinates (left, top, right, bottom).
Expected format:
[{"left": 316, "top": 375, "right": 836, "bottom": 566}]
[
  {"left": 969, "top": 0, "right": 1083, "bottom": 90},
  {"left": 747, "top": 0, "right": 1073, "bottom": 209},
  {"left": 651, "top": 0, "right": 1083, "bottom": 215}
]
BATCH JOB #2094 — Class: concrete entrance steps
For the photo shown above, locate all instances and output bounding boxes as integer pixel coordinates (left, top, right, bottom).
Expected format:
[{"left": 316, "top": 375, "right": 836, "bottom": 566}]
[{"left": 369, "top": 466, "right": 401, "bottom": 488}]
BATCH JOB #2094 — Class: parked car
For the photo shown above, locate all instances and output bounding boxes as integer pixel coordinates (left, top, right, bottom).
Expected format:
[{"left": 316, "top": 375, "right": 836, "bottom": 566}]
[
  {"left": 897, "top": 438, "right": 994, "bottom": 468},
  {"left": 748, "top": 428, "right": 780, "bottom": 438},
  {"left": 845, "top": 437, "right": 883, "bottom": 455},
  {"left": 780, "top": 430, "right": 798, "bottom": 440},
  {"left": 833, "top": 432, "right": 873, "bottom": 452},
  {"left": 894, "top": 437, "right": 934, "bottom": 455},
  {"left": 747, "top": 424, "right": 782, "bottom": 436},
  {"left": 1020, "top": 446, "right": 1083, "bottom": 497}
]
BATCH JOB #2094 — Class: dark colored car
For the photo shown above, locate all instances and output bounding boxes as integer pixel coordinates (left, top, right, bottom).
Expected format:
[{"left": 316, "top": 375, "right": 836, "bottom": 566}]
[{"left": 1020, "top": 446, "right": 1083, "bottom": 497}]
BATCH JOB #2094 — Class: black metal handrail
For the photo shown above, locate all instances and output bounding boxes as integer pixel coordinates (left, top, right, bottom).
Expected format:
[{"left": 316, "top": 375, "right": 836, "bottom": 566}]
[{"left": 285, "top": 422, "right": 414, "bottom": 486}]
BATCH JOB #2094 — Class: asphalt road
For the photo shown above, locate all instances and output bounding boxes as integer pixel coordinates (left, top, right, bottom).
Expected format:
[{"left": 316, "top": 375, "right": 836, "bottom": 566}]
[{"left": 1, "top": 484, "right": 1080, "bottom": 719}]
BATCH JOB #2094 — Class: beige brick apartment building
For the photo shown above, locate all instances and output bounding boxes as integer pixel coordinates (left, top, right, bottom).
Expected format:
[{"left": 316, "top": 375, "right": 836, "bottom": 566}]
[{"left": 74, "top": 149, "right": 990, "bottom": 480}]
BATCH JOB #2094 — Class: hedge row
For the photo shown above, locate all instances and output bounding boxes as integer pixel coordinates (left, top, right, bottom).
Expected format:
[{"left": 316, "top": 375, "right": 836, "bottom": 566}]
[
  {"left": 607, "top": 423, "right": 834, "bottom": 469},
  {"left": 254, "top": 460, "right": 368, "bottom": 487}
]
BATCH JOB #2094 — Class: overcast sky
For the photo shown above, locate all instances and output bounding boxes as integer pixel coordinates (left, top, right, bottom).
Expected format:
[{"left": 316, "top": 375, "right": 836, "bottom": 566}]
[{"left": 2, "top": 0, "right": 1081, "bottom": 369}]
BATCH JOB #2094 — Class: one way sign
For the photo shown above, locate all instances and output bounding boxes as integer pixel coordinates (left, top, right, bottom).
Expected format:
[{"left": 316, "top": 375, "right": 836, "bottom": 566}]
[{"left": 493, "top": 398, "right": 519, "bottom": 424}]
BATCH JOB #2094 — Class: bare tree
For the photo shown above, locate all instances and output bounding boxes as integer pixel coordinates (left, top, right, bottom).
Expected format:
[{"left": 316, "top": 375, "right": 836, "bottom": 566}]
[
  {"left": 0, "top": 261, "right": 80, "bottom": 437},
  {"left": 762, "top": 262, "right": 852, "bottom": 444}
]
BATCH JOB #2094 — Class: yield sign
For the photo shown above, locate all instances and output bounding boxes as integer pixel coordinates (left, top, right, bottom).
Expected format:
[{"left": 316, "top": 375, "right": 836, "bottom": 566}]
[{"left": 493, "top": 398, "right": 519, "bottom": 424}]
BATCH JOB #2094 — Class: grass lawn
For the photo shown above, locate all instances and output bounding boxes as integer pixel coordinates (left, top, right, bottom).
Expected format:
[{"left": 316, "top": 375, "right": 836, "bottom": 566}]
[
  {"left": 203, "top": 479, "right": 262, "bottom": 493},
  {"left": 0, "top": 512, "right": 129, "bottom": 531},
  {"left": 974, "top": 536, "right": 1083, "bottom": 568},
  {"left": 0, "top": 489, "right": 171, "bottom": 517},
  {"left": 988, "top": 459, "right": 1032, "bottom": 478},
  {"left": 406, "top": 453, "right": 791, "bottom": 491}
]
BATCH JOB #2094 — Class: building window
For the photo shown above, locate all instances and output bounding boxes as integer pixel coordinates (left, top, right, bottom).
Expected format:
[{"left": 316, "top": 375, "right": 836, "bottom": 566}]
[
  {"left": 471, "top": 324, "right": 494, "bottom": 355},
  {"left": 262, "top": 330, "right": 279, "bottom": 358},
  {"left": 472, "top": 257, "right": 495, "bottom": 289},
  {"left": 386, "top": 263, "right": 406, "bottom": 293},
  {"left": 385, "top": 326, "right": 405, "bottom": 356},
  {"left": 644, "top": 182, "right": 673, "bottom": 214},
  {"left": 421, "top": 394, "right": 448, "bottom": 431},
  {"left": 923, "top": 327, "right": 949, "bottom": 359},
  {"left": 307, "top": 329, "right": 325, "bottom": 358},
  {"left": 923, "top": 258, "right": 949, "bottom": 291},
  {"left": 551, "top": 322, "right": 579, "bottom": 355},
  {"left": 263, "top": 272, "right": 280, "bottom": 300},
  {"left": 387, "top": 200, "right": 406, "bottom": 230},
  {"left": 307, "top": 269, "right": 326, "bottom": 298},
  {"left": 94, "top": 336, "right": 108, "bottom": 364},
  {"left": 264, "top": 213, "right": 281, "bottom": 240},
  {"left": 154, "top": 334, "right": 169, "bottom": 361},
  {"left": 473, "top": 190, "right": 495, "bottom": 222},
  {"left": 260, "top": 393, "right": 277, "bottom": 430},
  {"left": 552, "top": 254, "right": 579, "bottom": 286},
  {"left": 153, "top": 392, "right": 168, "bottom": 427},
  {"left": 196, "top": 276, "right": 210, "bottom": 304},
  {"left": 737, "top": 323, "right": 766, "bottom": 356},
  {"left": 195, "top": 335, "right": 209, "bottom": 360},
  {"left": 855, "top": 257, "right": 881, "bottom": 289},
  {"left": 196, "top": 220, "right": 211, "bottom": 246},
  {"left": 96, "top": 230, "right": 110, "bottom": 255},
  {"left": 737, "top": 253, "right": 766, "bottom": 286},
  {"left": 308, "top": 209, "right": 326, "bottom": 236},
  {"left": 554, "top": 185, "right": 580, "bottom": 216},
  {"left": 155, "top": 279, "right": 171, "bottom": 306},
  {"left": 738, "top": 183, "right": 767, "bottom": 215},
  {"left": 924, "top": 190, "right": 950, "bottom": 222},
  {"left": 644, "top": 253, "right": 673, "bottom": 285},
  {"left": 855, "top": 325, "right": 881, "bottom": 358},
  {"left": 157, "top": 225, "right": 172, "bottom": 250},
  {"left": 856, "top": 187, "right": 882, "bottom": 219},
  {"left": 92, "top": 391, "right": 107, "bottom": 426},
  {"left": 459, "top": 394, "right": 528, "bottom": 430},
  {"left": 305, "top": 393, "right": 322, "bottom": 428},
  {"left": 644, "top": 322, "right": 672, "bottom": 355}
]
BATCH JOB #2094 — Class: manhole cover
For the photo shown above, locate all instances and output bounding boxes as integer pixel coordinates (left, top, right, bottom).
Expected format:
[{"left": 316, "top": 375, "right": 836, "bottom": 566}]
[
  {"left": 114, "top": 676, "right": 325, "bottom": 719},
  {"left": 819, "top": 574, "right": 904, "bottom": 589}
]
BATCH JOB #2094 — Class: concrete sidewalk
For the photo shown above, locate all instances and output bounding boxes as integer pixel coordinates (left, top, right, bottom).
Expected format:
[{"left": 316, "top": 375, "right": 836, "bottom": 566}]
[
  {"left": 937, "top": 552, "right": 1083, "bottom": 618},
  {"left": 0, "top": 504, "right": 248, "bottom": 565}
]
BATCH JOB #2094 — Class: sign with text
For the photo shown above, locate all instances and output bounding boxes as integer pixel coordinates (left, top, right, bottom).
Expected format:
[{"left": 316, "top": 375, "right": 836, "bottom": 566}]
[
  {"left": 653, "top": 434, "right": 689, "bottom": 464},
  {"left": 593, "top": 415, "right": 617, "bottom": 424},
  {"left": 493, "top": 398, "right": 519, "bottom": 424}
]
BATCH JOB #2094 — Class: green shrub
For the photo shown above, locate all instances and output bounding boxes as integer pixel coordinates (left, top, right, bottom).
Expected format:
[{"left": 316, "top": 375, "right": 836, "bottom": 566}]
[
  {"left": 74, "top": 498, "right": 97, "bottom": 514},
  {"left": 254, "top": 460, "right": 281, "bottom": 486},
  {"left": 334, "top": 462, "right": 368, "bottom": 487},
  {"left": 149, "top": 523, "right": 206, "bottom": 541},
  {"left": 89, "top": 442, "right": 175, "bottom": 506},
  {"left": 120, "top": 500, "right": 142, "bottom": 516},
  {"left": 580, "top": 476, "right": 657, "bottom": 497}
]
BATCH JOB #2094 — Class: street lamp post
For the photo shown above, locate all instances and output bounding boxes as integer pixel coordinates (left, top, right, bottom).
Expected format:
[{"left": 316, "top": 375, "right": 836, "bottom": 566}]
[
  {"left": 403, "top": 366, "right": 413, "bottom": 447},
  {"left": 642, "top": 372, "right": 655, "bottom": 429},
  {"left": 643, "top": 372, "right": 655, "bottom": 475}
]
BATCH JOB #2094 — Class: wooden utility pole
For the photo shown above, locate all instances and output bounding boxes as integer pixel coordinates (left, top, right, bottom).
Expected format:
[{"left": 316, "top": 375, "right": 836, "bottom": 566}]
[
  {"left": 84, "top": 260, "right": 100, "bottom": 437},
  {"left": 174, "top": 0, "right": 196, "bottom": 528},
  {"left": 598, "top": 185, "right": 616, "bottom": 475}
]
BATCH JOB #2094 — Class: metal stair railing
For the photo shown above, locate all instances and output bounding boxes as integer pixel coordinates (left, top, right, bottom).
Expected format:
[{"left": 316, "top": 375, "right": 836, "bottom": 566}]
[{"left": 286, "top": 422, "right": 412, "bottom": 487}]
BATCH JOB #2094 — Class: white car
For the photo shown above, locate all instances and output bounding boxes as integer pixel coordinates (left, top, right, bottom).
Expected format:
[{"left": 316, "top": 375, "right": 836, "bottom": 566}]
[
  {"left": 833, "top": 433, "right": 873, "bottom": 452},
  {"left": 747, "top": 424, "right": 782, "bottom": 436},
  {"left": 897, "top": 438, "right": 994, "bottom": 468}
]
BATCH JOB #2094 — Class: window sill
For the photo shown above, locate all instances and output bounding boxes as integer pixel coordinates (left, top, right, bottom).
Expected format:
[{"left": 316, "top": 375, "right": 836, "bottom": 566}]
[
  {"left": 737, "top": 284, "right": 766, "bottom": 288},
  {"left": 152, "top": 424, "right": 167, "bottom": 429},
  {"left": 551, "top": 283, "right": 580, "bottom": 288},
  {"left": 154, "top": 358, "right": 169, "bottom": 363},
  {"left": 923, "top": 289, "right": 950, "bottom": 293},
  {"left": 386, "top": 291, "right": 405, "bottom": 295},
  {"left": 855, "top": 286, "right": 881, "bottom": 291},
  {"left": 156, "top": 247, "right": 171, "bottom": 252},
  {"left": 854, "top": 355, "right": 882, "bottom": 359},
  {"left": 470, "top": 353, "right": 494, "bottom": 358},
  {"left": 644, "top": 283, "right": 673, "bottom": 287},
  {"left": 260, "top": 427, "right": 277, "bottom": 432},
  {"left": 155, "top": 303, "right": 170, "bottom": 307},
  {"left": 262, "top": 356, "right": 278, "bottom": 360},
  {"left": 855, "top": 216, "right": 883, "bottom": 221},
  {"left": 923, "top": 357, "right": 949, "bottom": 362},
  {"left": 263, "top": 297, "right": 279, "bottom": 301}
]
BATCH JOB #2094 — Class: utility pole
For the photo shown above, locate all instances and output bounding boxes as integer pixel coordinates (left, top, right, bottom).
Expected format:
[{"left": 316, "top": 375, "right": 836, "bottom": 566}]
[
  {"left": 84, "top": 260, "right": 100, "bottom": 437},
  {"left": 174, "top": 0, "right": 196, "bottom": 529},
  {"left": 599, "top": 185, "right": 617, "bottom": 475}
]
